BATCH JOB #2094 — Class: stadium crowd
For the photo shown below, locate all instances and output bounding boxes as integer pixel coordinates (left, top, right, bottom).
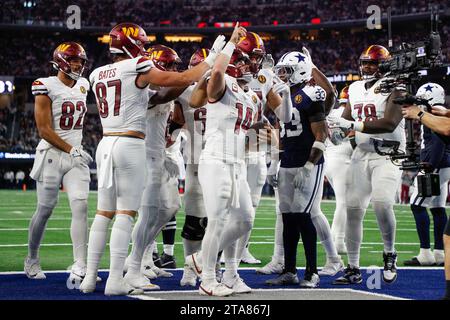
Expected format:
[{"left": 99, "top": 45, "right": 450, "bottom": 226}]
[{"left": 1, "top": 0, "right": 445, "bottom": 27}]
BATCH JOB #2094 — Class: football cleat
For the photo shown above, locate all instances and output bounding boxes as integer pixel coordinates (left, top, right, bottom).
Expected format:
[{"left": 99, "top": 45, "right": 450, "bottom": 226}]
[
  {"left": 124, "top": 272, "right": 160, "bottom": 291},
  {"left": 333, "top": 265, "right": 363, "bottom": 285},
  {"left": 241, "top": 247, "right": 261, "bottom": 264},
  {"left": 265, "top": 272, "right": 299, "bottom": 286},
  {"left": 404, "top": 248, "right": 435, "bottom": 266},
  {"left": 180, "top": 265, "right": 198, "bottom": 287},
  {"left": 79, "top": 274, "right": 97, "bottom": 293},
  {"left": 160, "top": 253, "right": 176, "bottom": 269},
  {"left": 142, "top": 265, "right": 157, "bottom": 280},
  {"left": 105, "top": 277, "right": 144, "bottom": 296},
  {"left": 24, "top": 257, "right": 46, "bottom": 280},
  {"left": 300, "top": 273, "right": 320, "bottom": 288},
  {"left": 199, "top": 281, "right": 234, "bottom": 297},
  {"left": 151, "top": 265, "right": 173, "bottom": 278},
  {"left": 434, "top": 250, "right": 444, "bottom": 266},
  {"left": 256, "top": 259, "right": 284, "bottom": 275},
  {"left": 318, "top": 258, "right": 344, "bottom": 276},
  {"left": 67, "top": 263, "right": 102, "bottom": 284},
  {"left": 383, "top": 251, "right": 398, "bottom": 283},
  {"left": 153, "top": 252, "right": 162, "bottom": 268},
  {"left": 223, "top": 275, "right": 252, "bottom": 294},
  {"left": 185, "top": 253, "right": 202, "bottom": 277}
]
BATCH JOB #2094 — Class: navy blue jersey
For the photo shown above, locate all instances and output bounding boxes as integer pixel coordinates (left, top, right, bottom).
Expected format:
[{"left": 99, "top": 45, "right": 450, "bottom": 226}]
[
  {"left": 280, "top": 84, "right": 326, "bottom": 168},
  {"left": 420, "top": 125, "right": 450, "bottom": 169}
]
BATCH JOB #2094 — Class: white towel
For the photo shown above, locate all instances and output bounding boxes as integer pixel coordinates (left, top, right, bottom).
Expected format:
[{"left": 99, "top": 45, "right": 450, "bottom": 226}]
[
  {"left": 30, "top": 148, "right": 50, "bottom": 181},
  {"left": 97, "top": 136, "right": 119, "bottom": 189}
]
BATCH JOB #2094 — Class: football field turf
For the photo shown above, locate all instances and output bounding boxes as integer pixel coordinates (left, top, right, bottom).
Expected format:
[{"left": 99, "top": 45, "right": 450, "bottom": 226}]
[{"left": 0, "top": 189, "right": 428, "bottom": 272}]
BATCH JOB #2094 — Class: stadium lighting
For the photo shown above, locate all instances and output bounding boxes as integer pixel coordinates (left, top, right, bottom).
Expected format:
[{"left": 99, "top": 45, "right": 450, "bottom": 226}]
[
  {"left": 311, "top": 18, "right": 321, "bottom": 24},
  {"left": 97, "top": 35, "right": 156, "bottom": 43},
  {"left": 197, "top": 22, "right": 207, "bottom": 28},
  {"left": 164, "top": 35, "right": 203, "bottom": 42}
]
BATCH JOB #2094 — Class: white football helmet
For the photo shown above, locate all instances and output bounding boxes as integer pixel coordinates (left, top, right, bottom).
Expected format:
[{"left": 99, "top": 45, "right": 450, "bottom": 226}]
[
  {"left": 416, "top": 83, "right": 445, "bottom": 106},
  {"left": 274, "top": 51, "right": 312, "bottom": 86}
]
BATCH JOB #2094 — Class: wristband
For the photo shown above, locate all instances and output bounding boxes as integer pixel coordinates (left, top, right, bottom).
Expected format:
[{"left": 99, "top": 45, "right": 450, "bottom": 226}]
[
  {"left": 417, "top": 111, "right": 425, "bottom": 122},
  {"left": 312, "top": 141, "right": 326, "bottom": 152},
  {"left": 221, "top": 42, "right": 236, "bottom": 58},
  {"left": 353, "top": 121, "right": 364, "bottom": 132}
]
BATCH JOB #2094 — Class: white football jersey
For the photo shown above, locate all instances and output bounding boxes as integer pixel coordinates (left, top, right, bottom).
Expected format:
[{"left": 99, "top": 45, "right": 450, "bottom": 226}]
[
  {"left": 201, "top": 74, "right": 261, "bottom": 164},
  {"left": 349, "top": 79, "right": 405, "bottom": 153},
  {"left": 145, "top": 95, "right": 173, "bottom": 159},
  {"left": 248, "top": 68, "right": 276, "bottom": 112},
  {"left": 326, "top": 106, "right": 353, "bottom": 157},
  {"left": 175, "top": 84, "right": 206, "bottom": 165},
  {"left": 31, "top": 76, "right": 90, "bottom": 150},
  {"left": 89, "top": 56, "right": 154, "bottom": 134}
]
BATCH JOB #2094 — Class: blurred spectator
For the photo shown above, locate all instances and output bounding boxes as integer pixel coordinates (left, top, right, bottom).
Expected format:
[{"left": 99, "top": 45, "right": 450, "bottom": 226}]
[
  {"left": 15, "top": 169, "right": 25, "bottom": 189},
  {"left": 4, "top": 170, "right": 14, "bottom": 189}
]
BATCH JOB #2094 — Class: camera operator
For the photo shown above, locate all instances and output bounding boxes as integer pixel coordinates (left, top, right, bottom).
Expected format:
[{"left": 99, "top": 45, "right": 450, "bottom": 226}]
[
  {"left": 402, "top": 83, "right": 449, "bottom": 268},
  {"left": 402, "top": 83, "right": 450, "bottom": 299}
]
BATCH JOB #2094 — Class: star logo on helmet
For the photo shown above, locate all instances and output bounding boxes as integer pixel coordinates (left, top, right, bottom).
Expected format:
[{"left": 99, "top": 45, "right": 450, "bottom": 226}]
[
  {"left": 424, "top": 84, "right": 433, "bottom": 92},
  {"left": 296, "top": 53, "right": 306, "bottom": 63}
]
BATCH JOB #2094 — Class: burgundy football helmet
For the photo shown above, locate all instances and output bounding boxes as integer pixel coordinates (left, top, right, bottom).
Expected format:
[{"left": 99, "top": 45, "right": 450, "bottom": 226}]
[
  {"left": 109, "top": 23, "right": 148, "bottom": 58},
  {"left": 147, "top": 44, "right": 181, "bottom": 71},
  {"left": 237, "top": 32, "right": 266, "bottom": 74},
  {"left": 50, "top": 42, "right": 87, "bottom": 80},
  {"left": 226, "top": 49, "right": 253, "bottom": 82},
  {"left": 189, "top": 48, "right": 210, "bottom": 68},
  {"left": 359, "top": 45, "right": 390, "bottom": 80}
]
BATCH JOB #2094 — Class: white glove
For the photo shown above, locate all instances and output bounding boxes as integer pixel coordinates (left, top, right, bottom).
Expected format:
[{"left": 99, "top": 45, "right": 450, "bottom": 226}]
[
  {"left": 267, "top": 160, "right": 280, "bottom": 188},
  {"left": 328, "top": 127, "right": 346, "bottom": 145},
  {"left": 69, "top": 146, "right": 93, "bottom": 167},
  {"left": 262, "top": 54, "right": 274, "bottom": 69},
  {"left": 327, "top": 114, "right": 361, "bottom": 131},
  {"left": 293, "top": 162, "right": 314, "bottom": 190},
  {"left": 302, "top": 47, "right": 316, "bottom": 69},
  {"left": 272, "top": 82, "right": 290, "bottom": 96},
  {"left": 164, "top": 150, "right": 180, "bottom": 179},
  {"left": 204, "top": 35, "right": 226, "bottom": 67}
]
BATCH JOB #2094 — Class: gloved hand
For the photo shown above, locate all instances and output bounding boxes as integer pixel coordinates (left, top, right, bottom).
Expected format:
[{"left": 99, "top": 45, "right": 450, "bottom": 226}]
[
  {"left": 204, "top": 35, "right": 226, "bottom": 67},
  {"left": 328, "top": 127, "right": 346, "bottom": 145},
  {"left": 164, "top": 149, "right": 180, "bottom": 179},
  {"left": 69, "top": 146, "right": 93, "bottom": 167},
  {"left": 327, "top": 114, "right": 356, "bottom": 131},
  {"left": 301, "top": 47, "right": 316, "bottom": 69},
  {"left": 293, "top": 162, "right": 314, "bottom": 190},
  {"left": 272, "top": 82, "right": 290, "bottom": 96},
  {"left": 267, "top": 160, "right": 280, "bottom": 188}
]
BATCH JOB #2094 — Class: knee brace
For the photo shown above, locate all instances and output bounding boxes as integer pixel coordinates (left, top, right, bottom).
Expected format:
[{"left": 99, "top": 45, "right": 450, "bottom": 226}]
[{"left": 181, "top": 215, "right": 208, "bottom": 241}]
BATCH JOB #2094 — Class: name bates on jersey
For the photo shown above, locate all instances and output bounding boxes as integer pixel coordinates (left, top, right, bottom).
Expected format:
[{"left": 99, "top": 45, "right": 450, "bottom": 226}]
[{"left": 201, "top": 74, "right": 261, "bottom": 164}]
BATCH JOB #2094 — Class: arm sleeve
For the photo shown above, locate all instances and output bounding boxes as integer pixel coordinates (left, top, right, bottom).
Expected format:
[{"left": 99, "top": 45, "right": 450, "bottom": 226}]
[
  {"left": 306, "top": 100, "right": 326, "bottom": 123},
  {"left": 136, "top": 56, "right": 154, "bottom": 73}
]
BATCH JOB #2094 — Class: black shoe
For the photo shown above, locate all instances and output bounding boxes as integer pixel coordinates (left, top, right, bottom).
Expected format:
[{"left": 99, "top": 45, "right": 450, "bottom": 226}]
[
  {"left": 160, "top": 253, "right": 176, "bottom": 269},
  {"left": 404, "top": 256, "right": 435, "bottom": 266},
  {"left": 383, "top": 251, "right": 398, "bottom": 283},
  {"left": 153, "top": 252, "right": 162, "bottom": 268},
  {"left": 333, "top": 265, "right": 362, "bottom": 285}
]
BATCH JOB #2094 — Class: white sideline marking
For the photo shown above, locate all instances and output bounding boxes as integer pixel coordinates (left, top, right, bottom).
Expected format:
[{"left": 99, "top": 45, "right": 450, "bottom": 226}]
[{"left": 0, "top": 241, "right": 424, "bottom": 248}]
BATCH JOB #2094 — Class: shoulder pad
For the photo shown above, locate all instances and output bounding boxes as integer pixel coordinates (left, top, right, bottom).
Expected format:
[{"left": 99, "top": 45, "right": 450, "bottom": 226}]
[
  {"left": 31, "top": 78, "right": 49, "bottom": 96},
  {"left": 303, "top": 85, "right": 326, "bottom": 102},
  {"left": 136, "top": 56, "right": 154, "bottom": 73}
]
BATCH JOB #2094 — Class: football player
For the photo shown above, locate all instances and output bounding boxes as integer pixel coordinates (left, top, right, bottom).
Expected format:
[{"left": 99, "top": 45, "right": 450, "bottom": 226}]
[
  {"left": 265, "top": 50, "right": 340, "bottom": 288},
  {"left": 325, "top": 85, "right": 353, "bottom": 254},
  {"left": 329, "top": 45, "right": 406, "bottom": 285},
  {"left": 184, "top": 23, "right": 266, "bottom": 296},
  {"left": 26, "top": 42, "right": 92, "bottom": 283},
  {"left": 80, "top": 22, "right": 224, "bottom": 296},
  {"left": 235, "top": 32, "right": 293, "bottom": 265},
  {"left": 404, "top": 83, "right": 449, "bottom": 266}
]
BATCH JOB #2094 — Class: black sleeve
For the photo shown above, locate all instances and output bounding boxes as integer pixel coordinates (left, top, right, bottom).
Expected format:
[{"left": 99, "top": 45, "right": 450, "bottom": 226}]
[{"left": 305, "top": 100, "right": 326, "bottom": 123}]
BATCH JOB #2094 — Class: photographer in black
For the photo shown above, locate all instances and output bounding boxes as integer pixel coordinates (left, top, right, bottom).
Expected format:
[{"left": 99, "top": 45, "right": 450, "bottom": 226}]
[{"left": 402, "top": 85, "right": 450, "bottom": 300}]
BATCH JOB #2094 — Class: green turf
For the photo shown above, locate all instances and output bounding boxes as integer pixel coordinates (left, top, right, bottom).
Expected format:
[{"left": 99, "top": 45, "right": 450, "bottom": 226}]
[{"left": 0, "top": 190, "right": 427, "bottom": 272}]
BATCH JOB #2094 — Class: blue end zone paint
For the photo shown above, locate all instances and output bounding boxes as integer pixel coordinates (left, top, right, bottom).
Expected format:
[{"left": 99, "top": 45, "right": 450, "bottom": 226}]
[{"left": 0, "top": 268, "right": 445, "bottom": 300}]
